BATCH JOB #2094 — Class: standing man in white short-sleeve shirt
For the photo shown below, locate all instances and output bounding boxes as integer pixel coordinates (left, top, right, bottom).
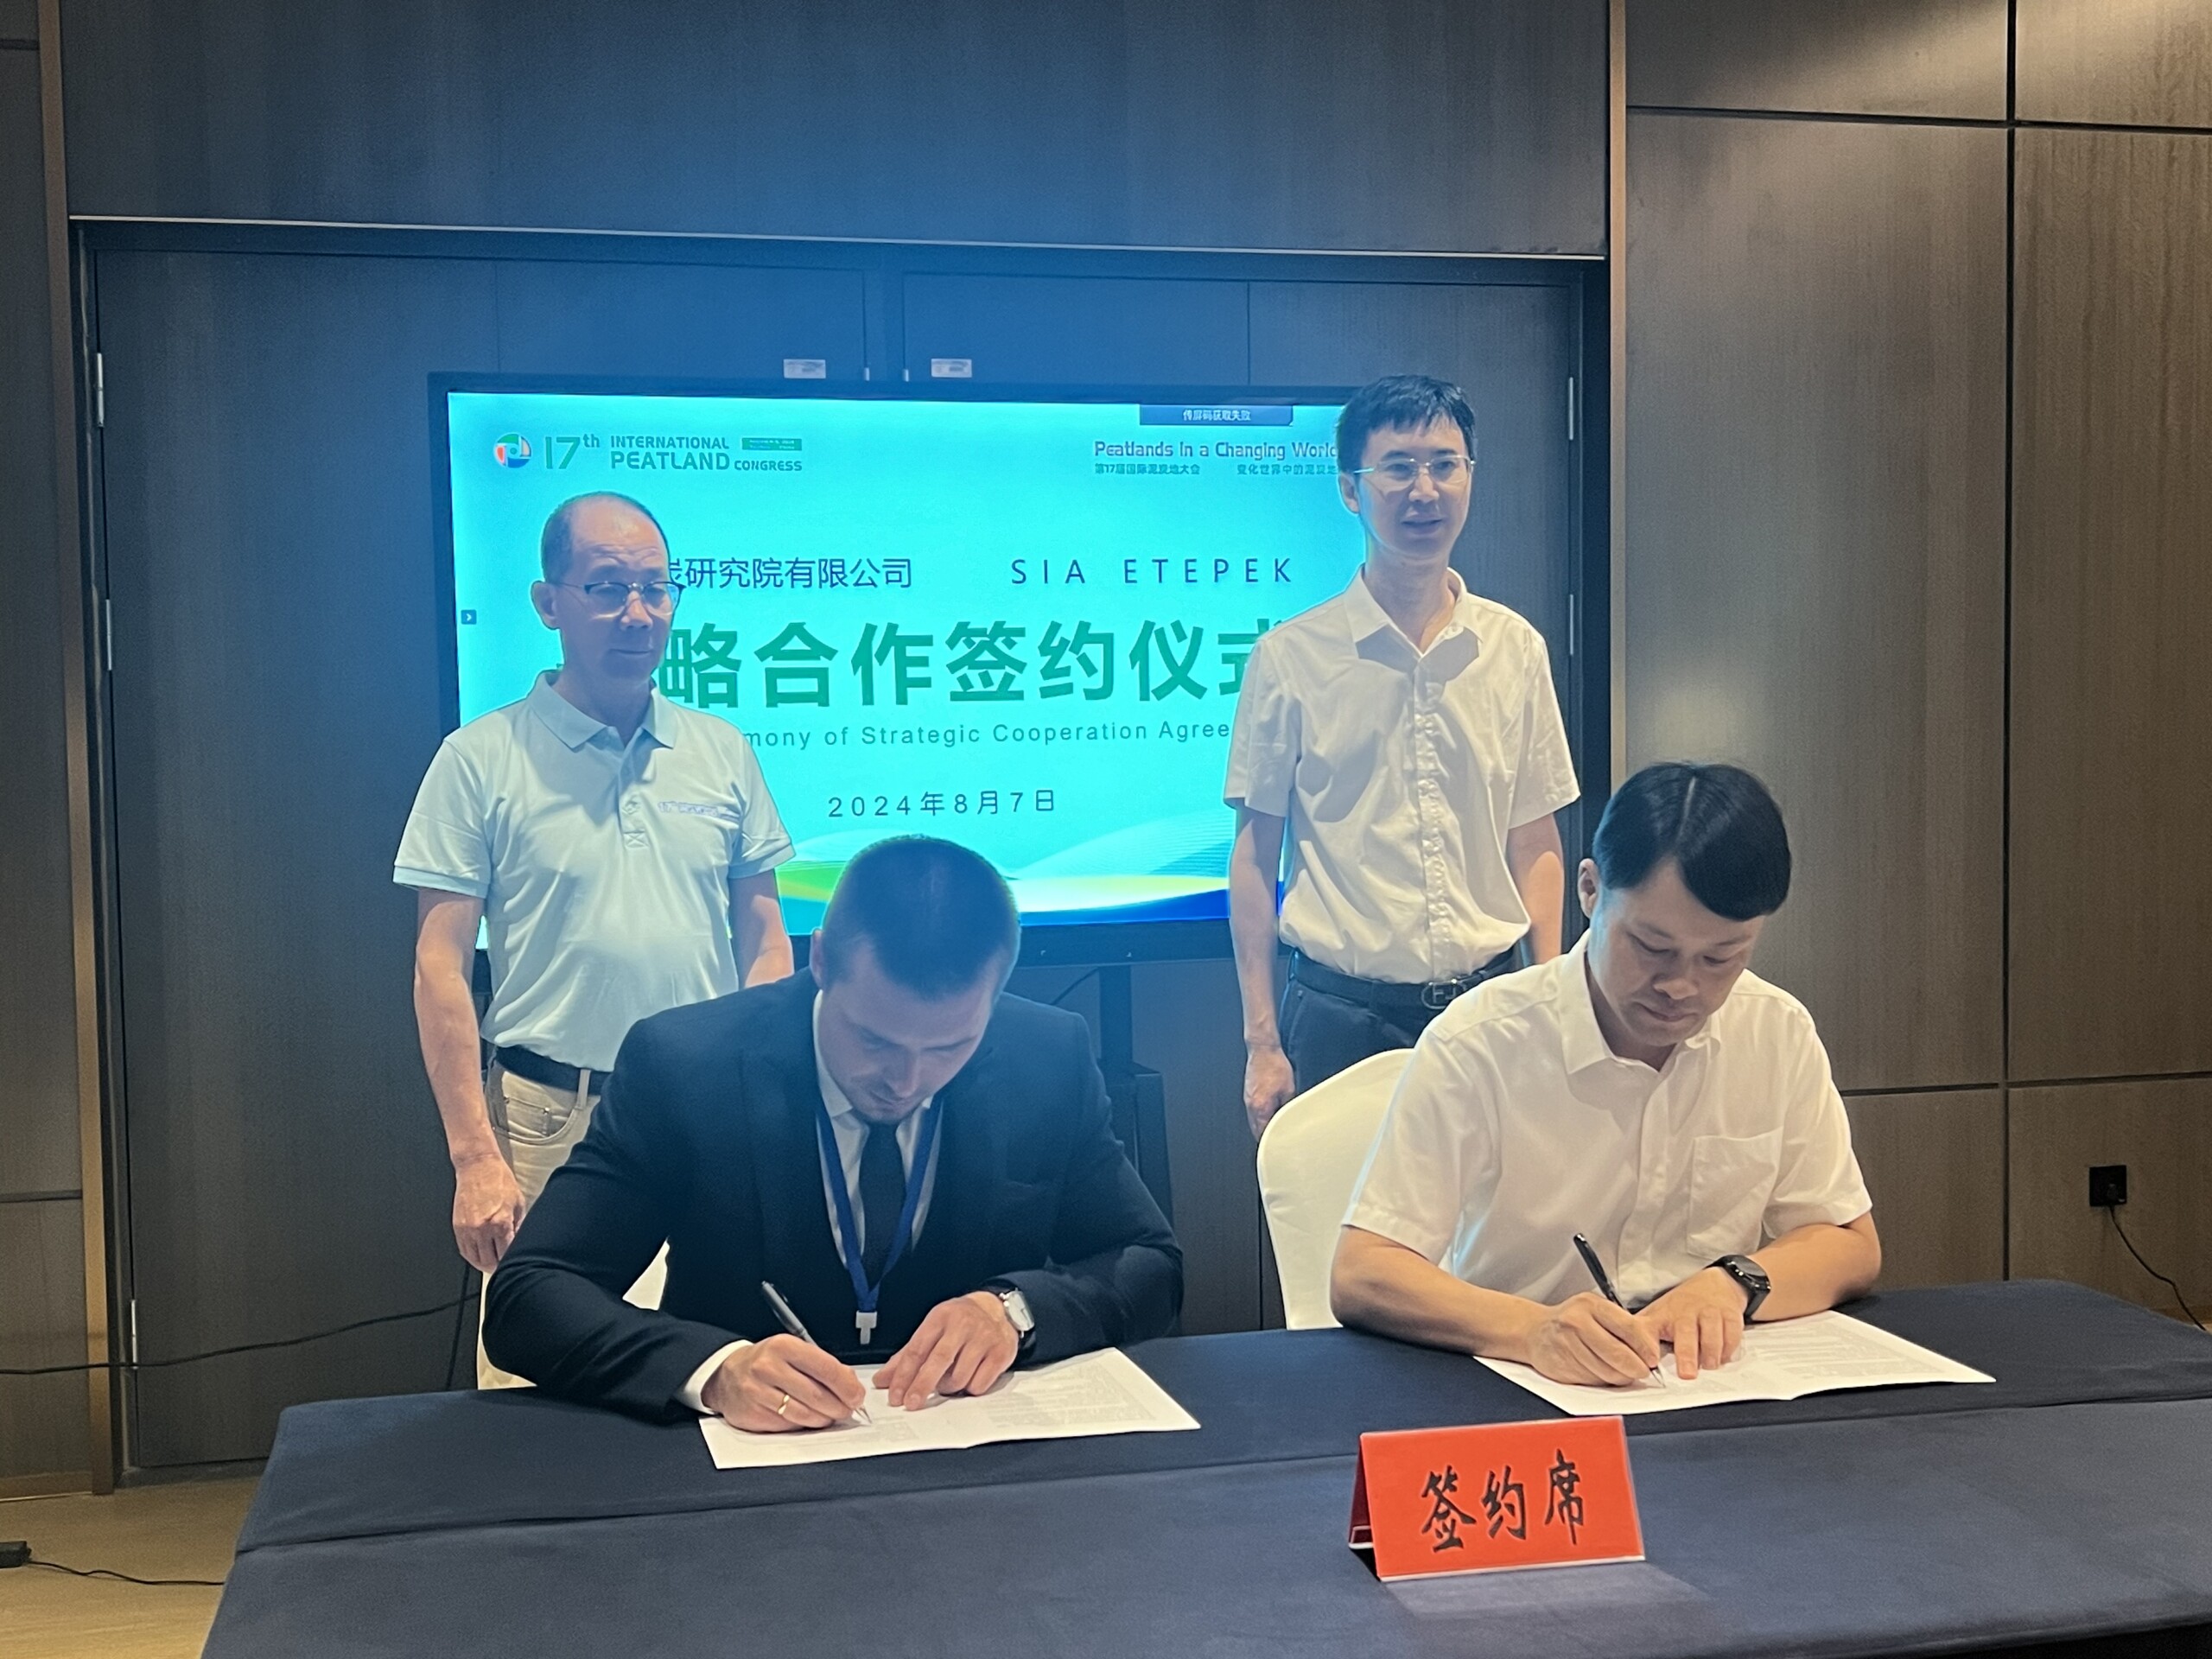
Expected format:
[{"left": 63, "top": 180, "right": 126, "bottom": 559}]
[
  {"left": 1332, "top": 763, "right": 1881, "bottom": 1386},
  {"left": 1225, "top": 375, "right": 1580, "bottom": 1139},
  {"left": 397, "top": 491, "right": 795, "bottom": 1385}
]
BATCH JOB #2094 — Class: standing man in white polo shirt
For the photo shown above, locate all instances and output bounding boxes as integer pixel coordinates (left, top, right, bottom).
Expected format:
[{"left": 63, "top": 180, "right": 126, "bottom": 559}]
[
  {"left": 1226, "top": 375, "right": 1580, "bottom": 1139},
  {"left": 1331, "top": 763, "right": 1881, "bottom": 1385},
  {"left": 397, "top": 491, "right": 794, "bottom": 1385}
]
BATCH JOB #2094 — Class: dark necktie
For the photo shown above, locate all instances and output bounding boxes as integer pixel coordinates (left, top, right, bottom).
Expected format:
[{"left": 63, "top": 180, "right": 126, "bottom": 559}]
[{"left": 858, "top": 1121, "right": 906, "bottom": 1283}]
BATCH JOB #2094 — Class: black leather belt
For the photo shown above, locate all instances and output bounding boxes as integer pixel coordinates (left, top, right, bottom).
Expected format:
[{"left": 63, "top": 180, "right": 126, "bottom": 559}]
[
  {"left": 1290, "top": 947, "right": 1520, "bottom": 1014},
  {"left": 492, "top": 1045, "right": 599, "bottom": 1095}
]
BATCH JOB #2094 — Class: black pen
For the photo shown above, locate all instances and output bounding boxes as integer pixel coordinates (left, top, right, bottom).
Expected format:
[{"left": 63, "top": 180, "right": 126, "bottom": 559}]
[
  {"left": 1570, "top": 1233, "right": 1664, "bottom": 1383},
  {"left": 760, "top": 1280, "right": 873, "bottom": 1426}
]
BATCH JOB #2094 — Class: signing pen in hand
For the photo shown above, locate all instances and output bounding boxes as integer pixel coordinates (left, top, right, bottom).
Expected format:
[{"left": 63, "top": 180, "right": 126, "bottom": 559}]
[
  {"left": 1570, "top": 1233, "right": 1665, "bottom": 1383},
  {"left": 760, "top": 1281, "right": 873, "bottom": 1426}
]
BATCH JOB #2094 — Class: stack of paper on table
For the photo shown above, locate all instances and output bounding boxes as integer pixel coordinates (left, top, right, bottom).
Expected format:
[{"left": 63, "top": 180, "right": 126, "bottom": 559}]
[
  {"left": 699, "top": 1346, "right": 1199, "bottom": 1469},
  {"left": 1478, "top": 1308, "right": 1993, "bottom": 1416}
]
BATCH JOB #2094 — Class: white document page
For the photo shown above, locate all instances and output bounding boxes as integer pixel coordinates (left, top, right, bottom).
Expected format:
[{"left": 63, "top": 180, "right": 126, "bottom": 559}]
[
  {"left": 1477, "top": 1309, "right": 1993, "bottom": 1417},
  {"left": 698, "top": 1346, "right": 1199, "bottom": 1469}
]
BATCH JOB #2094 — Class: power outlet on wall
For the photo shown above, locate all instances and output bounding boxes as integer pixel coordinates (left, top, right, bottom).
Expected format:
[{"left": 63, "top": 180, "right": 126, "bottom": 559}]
[{"left": 2088, "top": 1165, "right": 2129, "bottom": 1209}]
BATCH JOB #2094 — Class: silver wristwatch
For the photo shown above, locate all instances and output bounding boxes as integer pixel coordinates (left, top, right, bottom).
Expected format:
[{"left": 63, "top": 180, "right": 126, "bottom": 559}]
[{"left": 994, "top": 1285, "right": 1037, "bottom": 1352}]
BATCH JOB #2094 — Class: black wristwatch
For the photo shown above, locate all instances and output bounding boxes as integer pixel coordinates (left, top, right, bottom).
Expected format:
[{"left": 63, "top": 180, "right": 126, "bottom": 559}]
[{"left": 1711, "top": 1254, "right": 1771, "bottom": 1322}]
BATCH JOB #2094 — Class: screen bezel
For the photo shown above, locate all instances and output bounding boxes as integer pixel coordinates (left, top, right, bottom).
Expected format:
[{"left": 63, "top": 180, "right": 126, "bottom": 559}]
[{"left": 430, "top": 373, "right": 1357, "bottom": 965}]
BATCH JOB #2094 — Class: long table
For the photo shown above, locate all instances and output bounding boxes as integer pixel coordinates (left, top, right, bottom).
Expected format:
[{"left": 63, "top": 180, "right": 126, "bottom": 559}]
[{"left": 204, "top": 1281, "right": 2212, "bottom": 1657}]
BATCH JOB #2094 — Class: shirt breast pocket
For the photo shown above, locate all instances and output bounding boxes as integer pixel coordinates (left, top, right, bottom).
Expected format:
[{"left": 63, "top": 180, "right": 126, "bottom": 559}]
[
  {"left": 1686, "top": 1130, "right": 1783, "bottom": 1261},
  {"left": 657, "top": 801, "right": 742, "bottom": 868}
]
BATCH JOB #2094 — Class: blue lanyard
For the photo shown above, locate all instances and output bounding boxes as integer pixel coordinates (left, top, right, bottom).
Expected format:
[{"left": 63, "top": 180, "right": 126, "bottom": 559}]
[{"left": 816, "top": 1099, "right": 941, "bottom": 1345}]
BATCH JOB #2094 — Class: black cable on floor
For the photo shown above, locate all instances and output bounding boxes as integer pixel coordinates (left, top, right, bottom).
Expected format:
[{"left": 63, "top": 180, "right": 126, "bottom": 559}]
[
  {"left": 2104, "top": 1205, "right": 2209, "bottom": 1333},
  {"left": 0, "top": 1294, "right": 473, "bottom": 1377},
  {"left": 24, "top": 1555, "right": 225, "bottom": 1588}
]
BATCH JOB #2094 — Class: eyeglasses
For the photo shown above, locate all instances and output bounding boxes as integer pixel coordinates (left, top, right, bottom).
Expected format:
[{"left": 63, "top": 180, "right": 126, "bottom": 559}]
[
  {"left": 1351, "top": 455, "right": 1473, "bottom": 492},
  {"left": 553, "top": 580, "right": 686, "bottom": 616}
]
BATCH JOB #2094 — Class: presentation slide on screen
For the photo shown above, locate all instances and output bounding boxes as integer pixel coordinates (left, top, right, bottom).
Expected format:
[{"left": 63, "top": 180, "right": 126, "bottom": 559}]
[{"left": 444, "top": 390, "right": 1357, "bottom": 929}]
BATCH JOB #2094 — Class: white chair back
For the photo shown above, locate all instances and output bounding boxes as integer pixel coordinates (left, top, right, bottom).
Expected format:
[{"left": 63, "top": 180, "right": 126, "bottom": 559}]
[{"left": 1256, "top": 1050, "right": 1413, "bottom": 1329}]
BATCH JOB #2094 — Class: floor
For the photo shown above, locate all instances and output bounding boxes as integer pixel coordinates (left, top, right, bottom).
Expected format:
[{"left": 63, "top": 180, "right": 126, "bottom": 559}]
[{"left": 0, "top": 1476, "right": 257, "bottom": 1659}]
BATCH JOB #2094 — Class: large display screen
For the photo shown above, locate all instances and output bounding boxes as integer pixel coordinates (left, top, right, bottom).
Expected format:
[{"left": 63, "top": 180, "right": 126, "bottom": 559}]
[{"left": 438, "top": 384, "right": 1355, "bottom": 950}]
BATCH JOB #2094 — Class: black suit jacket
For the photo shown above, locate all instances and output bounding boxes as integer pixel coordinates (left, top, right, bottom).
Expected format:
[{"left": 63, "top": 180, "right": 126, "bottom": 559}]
[{"left": 484, "top": 971, "right": 1182, "bottom": 1421}]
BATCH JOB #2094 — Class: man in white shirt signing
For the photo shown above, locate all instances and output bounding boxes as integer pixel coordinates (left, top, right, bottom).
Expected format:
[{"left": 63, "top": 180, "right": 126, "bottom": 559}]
[
  {"left": 1331, "top": 762, "right": 1881, "bottom": 1385},
  {"left": 1224, "top": 375, "right": 1579, "bottom": 1140}
]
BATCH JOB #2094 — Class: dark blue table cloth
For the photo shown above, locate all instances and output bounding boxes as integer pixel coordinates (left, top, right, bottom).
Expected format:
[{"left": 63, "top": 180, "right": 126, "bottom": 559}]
[{"left": 205, "top": 1280, "right": 2212, "bottom": 1657}]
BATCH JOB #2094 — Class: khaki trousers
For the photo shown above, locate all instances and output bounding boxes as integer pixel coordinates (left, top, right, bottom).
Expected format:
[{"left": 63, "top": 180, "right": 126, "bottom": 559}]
[{"left": 476, "top": 1059, "right": 668, "bottom": 1389}]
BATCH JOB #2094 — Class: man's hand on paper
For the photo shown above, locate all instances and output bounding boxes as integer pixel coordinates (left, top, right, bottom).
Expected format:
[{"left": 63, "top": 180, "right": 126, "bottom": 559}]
[
  {"left": 876, "top": 1290, "right": 1021, "bottom": 1409},
  {"left": 1522, "top": 1291, "right": 1664, "bottom": 1387},
  {"left": 1635, "top": 1268, "right": 1748, "bottom": 1379},
  {"left": 701, "top": 1334, "right": 868, "bottom": 1433}
]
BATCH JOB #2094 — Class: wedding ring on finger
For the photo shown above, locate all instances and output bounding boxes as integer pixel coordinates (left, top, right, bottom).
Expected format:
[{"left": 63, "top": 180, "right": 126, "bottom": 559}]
[{"left": 775, "top": 1391, "right": 791, "bottom": 1417}]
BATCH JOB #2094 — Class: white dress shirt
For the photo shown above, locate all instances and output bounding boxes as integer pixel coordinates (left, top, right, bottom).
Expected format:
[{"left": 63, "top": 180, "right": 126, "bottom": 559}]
[
  {"left": 678, "top": 993, "right": 941, "bottom": 1411},
  {"left": 1223, "top": 569, "right": 1579, "bottom": 983},
  {"left": 1344, "top": 938, "right": 1872, "bottom": 1309}
]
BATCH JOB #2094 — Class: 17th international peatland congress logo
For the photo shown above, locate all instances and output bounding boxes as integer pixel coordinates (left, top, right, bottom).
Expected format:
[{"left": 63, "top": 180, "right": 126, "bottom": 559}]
[{"left": 493, "top": 433, "right": 532, "bottom": 468}]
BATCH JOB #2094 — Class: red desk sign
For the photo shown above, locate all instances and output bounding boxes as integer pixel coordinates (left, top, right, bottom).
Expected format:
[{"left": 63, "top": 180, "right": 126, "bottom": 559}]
[{"left": 1349, "top": 1416, "right": 1644, "bottom": 1580}]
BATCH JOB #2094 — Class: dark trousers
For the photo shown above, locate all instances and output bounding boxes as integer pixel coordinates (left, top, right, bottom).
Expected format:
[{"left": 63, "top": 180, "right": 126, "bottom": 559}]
[
  {"left": 1279, "top": 979, "right": 1440, "bottom": 1097},
  {"left": 1280, "top": 949, "right": 1523, "bottom": 1097}
]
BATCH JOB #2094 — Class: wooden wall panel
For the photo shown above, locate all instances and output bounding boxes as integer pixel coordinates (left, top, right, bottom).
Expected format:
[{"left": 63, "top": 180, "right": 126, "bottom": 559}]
[
  {"left": 1135, "top": 958, "right": 1264, "bottom": 1337},
  {"left": 2010, "top": 129, "right": 2212, "bottom": 1083},
  {"left": 0, "top": 44, "right": 92, "bottom": 1484},
  {"left": 901, "top": 275, "right": 1249, "bottom": 386},
  {"left": 1113, "top": 1, "right": 1605, "bottom": 256},
  {"left": 1844, "top": 1091, "right": 2005, "bottom": 1290},
  {"left": 0, "top": 46, "right": 79, "bottom": 1202},
  {"left": 0, "top": 1200, "right": 90, "bottom": 1479},
  {"left": 493, "top": 263, "right": 868, "bottom": 385},
  {"left": 97, "top": 251, "right": 503, "bottom": 1465},
  {"left": 1630, "top": 0, "right": 2008, "bottom": 119},
  {"left": 1624, "top": 114, "right": 2006, "bottom": 1092},
  {"left": 60, "top": 0, "right": 1606, "bottom": 256},
  {"left": 2017, "top": 0, "right": 2212, "bottom": 129},
  {"left": 2011, "top": 1079, "right": 2212, "bottom": 1315}
]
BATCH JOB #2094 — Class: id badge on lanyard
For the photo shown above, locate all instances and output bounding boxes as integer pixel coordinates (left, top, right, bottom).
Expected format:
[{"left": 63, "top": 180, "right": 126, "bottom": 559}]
[{"left": 817, "top": 1102, "right": 941, "bottom": 1346}]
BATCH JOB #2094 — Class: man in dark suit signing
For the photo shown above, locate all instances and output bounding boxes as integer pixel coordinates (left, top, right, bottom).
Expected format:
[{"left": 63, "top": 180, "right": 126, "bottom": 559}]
[{"left": 485, "top": 836, "right": 1182, "bottom": 1429}]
